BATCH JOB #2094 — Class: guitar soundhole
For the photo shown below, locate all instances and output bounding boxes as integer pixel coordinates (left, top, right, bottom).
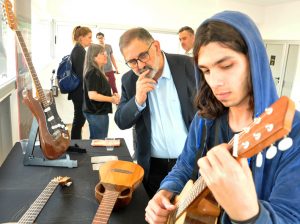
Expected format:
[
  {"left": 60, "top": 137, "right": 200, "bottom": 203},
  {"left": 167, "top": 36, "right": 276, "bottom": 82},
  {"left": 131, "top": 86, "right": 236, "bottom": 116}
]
[
  {"left": 99, "top": 184, "right": 105, "bottom": 193},
  {"left": 99, "top": 184, "right": 130, "bottom": 197},
  {"left": 120, "top": 188, "right": 130, "bottom": 197}
]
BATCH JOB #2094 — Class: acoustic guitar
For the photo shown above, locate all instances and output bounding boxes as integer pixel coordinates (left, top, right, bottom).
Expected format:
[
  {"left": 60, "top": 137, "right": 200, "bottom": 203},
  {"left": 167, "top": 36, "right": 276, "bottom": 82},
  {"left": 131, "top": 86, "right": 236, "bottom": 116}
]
[
  {"left": 168, "top": 96, "right": 295, "bottom": 224},
  {"left": 3, "top": 176, "right": 71, "bottom": 224},
  {"left": 3, "top": 0, "right": 70, "bottom": 160},
  {"left": 93, "top": 160, "right": 144, "bottom": 224}
]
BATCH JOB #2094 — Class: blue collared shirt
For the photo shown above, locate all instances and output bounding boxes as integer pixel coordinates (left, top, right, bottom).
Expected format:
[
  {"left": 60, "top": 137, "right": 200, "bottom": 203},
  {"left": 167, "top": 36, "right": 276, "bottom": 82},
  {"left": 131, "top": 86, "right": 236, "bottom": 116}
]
[{"left": 135, "top": 53, "right": 188, "bottom": 158}]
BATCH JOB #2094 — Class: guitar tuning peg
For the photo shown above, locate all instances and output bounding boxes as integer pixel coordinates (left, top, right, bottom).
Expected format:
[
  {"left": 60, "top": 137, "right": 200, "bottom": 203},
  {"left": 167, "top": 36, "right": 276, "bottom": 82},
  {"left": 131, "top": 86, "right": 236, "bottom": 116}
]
[
  {"left": 256, "top": 152, "right": 263, "bottom": 167},
  {"left": 265, "top": 107, "right": 273, "bottom": 115},
  {"left": 266, "top": 144, "right": 277, "bottom": 159},
  {"left": 278, "top": 136, "right": 293, "bottom": 151}
]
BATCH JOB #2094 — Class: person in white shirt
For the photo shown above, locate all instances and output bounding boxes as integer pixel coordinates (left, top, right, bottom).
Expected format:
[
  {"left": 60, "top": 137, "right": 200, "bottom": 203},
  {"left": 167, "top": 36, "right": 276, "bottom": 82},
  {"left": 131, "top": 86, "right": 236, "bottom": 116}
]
[
  {"left": 178, "top": 26, "right": 195, "bottom": 57},
  {"left": 115, "top": 27, "right": 196, "bottom": 198}
]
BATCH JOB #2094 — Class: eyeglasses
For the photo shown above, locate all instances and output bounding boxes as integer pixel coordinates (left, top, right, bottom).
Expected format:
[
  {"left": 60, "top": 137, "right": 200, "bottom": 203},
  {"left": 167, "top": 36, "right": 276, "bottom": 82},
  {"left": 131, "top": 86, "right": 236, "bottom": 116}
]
[{"left": 125, "top": 42, "right": 154, "bottom": 69}]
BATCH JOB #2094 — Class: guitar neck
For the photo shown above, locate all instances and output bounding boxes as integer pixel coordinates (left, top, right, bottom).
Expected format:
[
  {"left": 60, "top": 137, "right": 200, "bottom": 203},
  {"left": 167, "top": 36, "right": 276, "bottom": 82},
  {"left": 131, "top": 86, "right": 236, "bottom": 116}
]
[
  {"left": 15, "top": 30, "right": 48, "bottom": 107},
  {"left": 92, "top": 190, "right": 120, "bottom": 224},
  {"left": 176, "top": 177, "right": 207, "bottom": 218},
  {"left": 176, "top": 139, "right": 236, "bottom": 218},
  {"left": 18, "top": 179, "right": 59, "bottom": 223}
]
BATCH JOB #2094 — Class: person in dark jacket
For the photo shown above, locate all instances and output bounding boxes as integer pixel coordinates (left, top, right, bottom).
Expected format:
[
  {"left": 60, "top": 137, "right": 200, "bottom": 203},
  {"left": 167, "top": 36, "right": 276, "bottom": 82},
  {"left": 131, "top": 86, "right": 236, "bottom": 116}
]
[
  {"left": 145, "top": 11, "right": 300, "bottom": 224},
  {"left": 83, "top": 44, "right": 120, "bottom": 139},
  {"left": 114, "top": 27, "right": 196, "bottom": 198},
  {"left": 69, "top": 26, "right": 92, "bottom": 139}
]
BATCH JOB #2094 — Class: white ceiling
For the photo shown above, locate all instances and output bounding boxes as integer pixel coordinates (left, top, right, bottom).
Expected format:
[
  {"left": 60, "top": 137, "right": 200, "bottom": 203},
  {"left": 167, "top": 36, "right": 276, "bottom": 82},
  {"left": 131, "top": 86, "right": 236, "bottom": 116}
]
[{"left": 233, "top": 0, "right": 299, "bottom": 6}]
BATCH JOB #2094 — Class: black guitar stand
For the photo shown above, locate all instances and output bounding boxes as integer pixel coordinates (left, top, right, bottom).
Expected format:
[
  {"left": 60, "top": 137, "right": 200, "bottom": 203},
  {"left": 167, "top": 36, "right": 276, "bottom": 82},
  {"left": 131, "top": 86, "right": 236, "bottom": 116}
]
[{"left": 23, "top": 118, "right": 78, "bottom": 168}]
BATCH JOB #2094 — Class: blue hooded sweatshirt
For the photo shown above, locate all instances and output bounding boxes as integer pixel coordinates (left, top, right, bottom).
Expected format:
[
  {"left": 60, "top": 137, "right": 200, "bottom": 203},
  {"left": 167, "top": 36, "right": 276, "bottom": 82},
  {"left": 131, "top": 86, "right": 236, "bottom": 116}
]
[{"left": 159, "top": 11, "right": 300, "bottom": 223}]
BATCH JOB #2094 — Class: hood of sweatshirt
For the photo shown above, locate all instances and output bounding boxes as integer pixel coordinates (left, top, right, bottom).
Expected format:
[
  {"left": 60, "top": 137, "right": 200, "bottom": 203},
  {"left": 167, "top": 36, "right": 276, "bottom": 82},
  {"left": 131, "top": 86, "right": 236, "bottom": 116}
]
[{"left": 198, "top": 10, "right": 278, "bottom": 117}]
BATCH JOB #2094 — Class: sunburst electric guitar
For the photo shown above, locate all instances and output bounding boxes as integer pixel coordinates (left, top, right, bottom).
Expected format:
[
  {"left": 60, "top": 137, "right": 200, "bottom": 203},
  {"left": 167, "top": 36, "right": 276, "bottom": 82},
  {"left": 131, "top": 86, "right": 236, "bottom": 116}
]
[
  {"left": 3, "top": 0, "right": 70, "bottom": 159},
  {"left": 3, "top": 176, "right": 71, "bottom": 224},
  {"left": 93, "top": 160, "right": 144, "bottom": 224},
  {"left": 168, "top": 96, "right": 295, "bottom": 224}
]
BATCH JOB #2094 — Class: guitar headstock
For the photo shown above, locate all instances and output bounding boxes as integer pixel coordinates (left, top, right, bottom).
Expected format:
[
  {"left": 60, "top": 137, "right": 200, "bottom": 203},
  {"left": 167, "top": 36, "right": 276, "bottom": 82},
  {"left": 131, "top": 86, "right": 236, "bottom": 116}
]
[
  {"left": 235, "top": 96, "right": 295, "bottom": 159},
  {"left": 52, "top": 176, "right": 72, "bottom": 187},
  {"left": 2, "top": 0, "right": 18, "bottom": 30}
]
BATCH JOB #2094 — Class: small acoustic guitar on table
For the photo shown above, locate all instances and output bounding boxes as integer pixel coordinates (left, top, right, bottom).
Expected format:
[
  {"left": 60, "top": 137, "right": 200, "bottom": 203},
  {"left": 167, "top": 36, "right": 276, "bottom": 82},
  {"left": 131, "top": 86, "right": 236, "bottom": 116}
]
[
  {"left": 93, "top": 160, "right": 144, "bottom": 224},
  {"left": 168, "top": 96, "right": 295, "bottom": 224},
  {"left": 3, "top": 176, "right": 71, "bottom": 224},
  {"left": 3, "top": 0, "right": 70, "bottom": 160}
]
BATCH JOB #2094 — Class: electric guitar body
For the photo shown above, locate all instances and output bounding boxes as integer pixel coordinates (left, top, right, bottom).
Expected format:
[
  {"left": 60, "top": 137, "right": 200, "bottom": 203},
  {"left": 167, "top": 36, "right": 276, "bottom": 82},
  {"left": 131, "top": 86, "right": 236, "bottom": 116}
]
[
  {"left": 3, "top": 0, "right": 70, "bottom": 159},
  {"left": 22, "top": 89, "right": 70, "bottom": 159}
]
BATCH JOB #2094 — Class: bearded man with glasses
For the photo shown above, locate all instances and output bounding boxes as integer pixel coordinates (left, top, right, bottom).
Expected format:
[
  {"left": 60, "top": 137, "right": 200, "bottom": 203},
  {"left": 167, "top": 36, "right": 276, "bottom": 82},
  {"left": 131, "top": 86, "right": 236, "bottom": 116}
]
[{"left": 115, "top": 27, "right": 197, "bottom": 198}]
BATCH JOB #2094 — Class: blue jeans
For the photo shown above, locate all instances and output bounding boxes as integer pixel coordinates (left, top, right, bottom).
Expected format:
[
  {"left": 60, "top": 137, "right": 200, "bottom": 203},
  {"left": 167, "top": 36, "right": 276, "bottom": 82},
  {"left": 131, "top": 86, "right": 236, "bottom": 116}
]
[{"left": 83, "top": 112, "right": 109, "bottom": 139}]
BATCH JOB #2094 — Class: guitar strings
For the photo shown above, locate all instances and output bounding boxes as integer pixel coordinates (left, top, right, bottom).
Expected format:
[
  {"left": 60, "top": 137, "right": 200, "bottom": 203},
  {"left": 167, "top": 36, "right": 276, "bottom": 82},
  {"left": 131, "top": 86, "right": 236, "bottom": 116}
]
[
  {"left": 175, "top": 108, "right": 274, "bottom": 218},
  {"left": 16, "top": 31, "right": 68, "bottom": 137},
  {"left": 19, "top": 180, "right": 59, "bottom": 223}
]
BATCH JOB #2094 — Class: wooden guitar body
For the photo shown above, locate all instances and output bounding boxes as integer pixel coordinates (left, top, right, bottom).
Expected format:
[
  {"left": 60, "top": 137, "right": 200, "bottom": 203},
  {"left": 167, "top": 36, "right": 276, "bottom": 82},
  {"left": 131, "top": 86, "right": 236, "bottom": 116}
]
[
  {"left": 92, "top": 160, "right": 144, "bottom": 224},
  {"left": 168, "top": 180, "right": 219, "bottom": 224},
  {"left": 22, "top": 88, "right": 70, "bottom": 159},
  {"left": 95, "top": 182, "right": 132, "bottom": 210}
]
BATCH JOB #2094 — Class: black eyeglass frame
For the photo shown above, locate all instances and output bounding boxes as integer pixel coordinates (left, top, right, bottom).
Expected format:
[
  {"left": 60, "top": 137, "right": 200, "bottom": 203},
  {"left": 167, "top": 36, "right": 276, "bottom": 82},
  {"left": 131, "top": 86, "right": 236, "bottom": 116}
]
[{"left": 125, "top": 41, "right": 154, "bottom": 69}]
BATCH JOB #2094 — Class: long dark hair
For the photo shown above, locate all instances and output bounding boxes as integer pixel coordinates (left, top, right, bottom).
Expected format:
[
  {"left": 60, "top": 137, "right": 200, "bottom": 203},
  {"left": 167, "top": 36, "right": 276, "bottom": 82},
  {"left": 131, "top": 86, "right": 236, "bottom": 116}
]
[{"left": 193, "top": 21, "right": 253, "bottom": 119}]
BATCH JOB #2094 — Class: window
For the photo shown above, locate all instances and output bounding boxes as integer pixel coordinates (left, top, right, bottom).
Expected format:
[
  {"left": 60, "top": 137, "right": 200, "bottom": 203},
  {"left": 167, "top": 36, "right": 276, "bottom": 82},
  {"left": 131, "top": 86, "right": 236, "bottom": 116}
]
[
  {"left": 0, "top": 6, "right": 16, "bottom": 89},
  {"left": 0, "top": 17, "right": 8, "bottom": 87}
]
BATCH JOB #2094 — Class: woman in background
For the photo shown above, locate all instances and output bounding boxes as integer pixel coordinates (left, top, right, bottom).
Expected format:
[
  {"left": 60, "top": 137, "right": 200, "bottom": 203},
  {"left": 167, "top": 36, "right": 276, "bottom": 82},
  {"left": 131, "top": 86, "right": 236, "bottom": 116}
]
[
  {"left": 69, "top": 26, "right": 92, "bottom": 139},
  {"left": 83, "top": 44, "right": 120, "bottom": 139}
]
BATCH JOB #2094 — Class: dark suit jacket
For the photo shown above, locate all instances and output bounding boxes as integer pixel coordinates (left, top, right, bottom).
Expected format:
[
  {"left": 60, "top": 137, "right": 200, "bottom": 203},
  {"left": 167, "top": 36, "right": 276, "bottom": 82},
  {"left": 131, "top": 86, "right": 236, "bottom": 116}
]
[{"left": 114, "top": 53, "right": 197, "bottom": 181}]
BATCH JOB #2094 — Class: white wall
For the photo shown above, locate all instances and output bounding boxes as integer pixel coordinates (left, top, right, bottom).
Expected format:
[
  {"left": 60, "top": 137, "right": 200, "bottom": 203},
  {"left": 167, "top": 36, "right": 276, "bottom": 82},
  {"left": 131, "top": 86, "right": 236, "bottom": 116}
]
[
  {"left": 261, "top": 1, "right": 300, "bottom": 40},
  {"left": 290, "top": 48, "right": 300, "bottom": 110},
  {"left": 261, "top": 1, "right": 300, "bottom": 109},
  {"left": 32, "top": 0, "right": 265, "bottom": 33}
]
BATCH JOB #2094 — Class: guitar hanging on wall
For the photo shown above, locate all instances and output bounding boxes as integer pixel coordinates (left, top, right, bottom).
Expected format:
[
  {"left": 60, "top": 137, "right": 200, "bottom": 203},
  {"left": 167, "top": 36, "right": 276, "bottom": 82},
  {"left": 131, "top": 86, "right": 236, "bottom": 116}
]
[
  {"left": 3, "top": 0, "right": 70, "bottom": 160},
  {"left": 167, "top": 96, "right": 295, "bottom": 224}
]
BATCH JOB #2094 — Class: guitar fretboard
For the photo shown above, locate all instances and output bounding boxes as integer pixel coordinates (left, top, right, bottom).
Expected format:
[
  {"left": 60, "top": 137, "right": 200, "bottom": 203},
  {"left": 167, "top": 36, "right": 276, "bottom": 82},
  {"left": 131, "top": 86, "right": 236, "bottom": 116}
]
[
  {"left": 92, "top": 190, "right": 120, "bottom": 224},
  {"left": 15, "top": 30, "right": 48, "bottom": 108},
  {"left": 175, "top": 177, "right": 207, "bottom": 218},
  {"left": 175, "top": 138, "right": 235, "bottom": 218},
  {"left": 18, "top": 180, "right": 59, "bottom": 223}
]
